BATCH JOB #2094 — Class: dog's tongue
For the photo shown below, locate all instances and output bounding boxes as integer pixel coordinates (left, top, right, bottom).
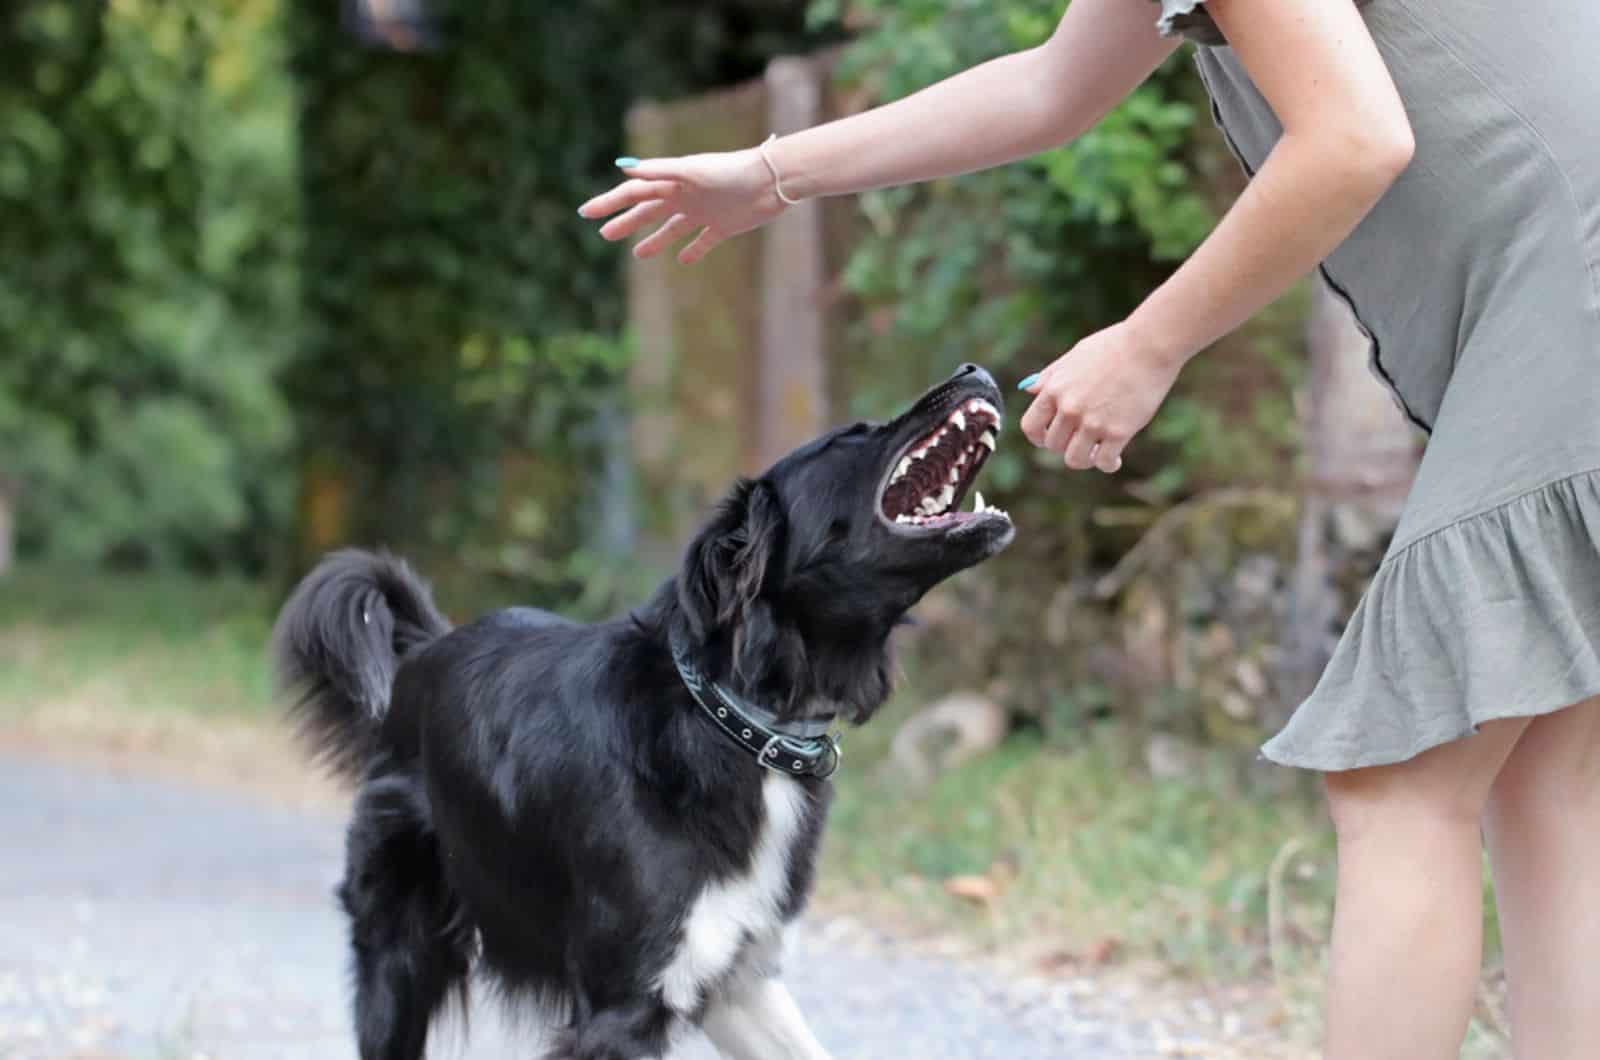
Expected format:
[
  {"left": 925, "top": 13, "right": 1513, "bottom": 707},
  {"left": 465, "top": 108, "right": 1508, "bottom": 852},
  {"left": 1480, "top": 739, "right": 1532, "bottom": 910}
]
[{"left": 917, "top": 510, "right": 975, "bottom": 529}]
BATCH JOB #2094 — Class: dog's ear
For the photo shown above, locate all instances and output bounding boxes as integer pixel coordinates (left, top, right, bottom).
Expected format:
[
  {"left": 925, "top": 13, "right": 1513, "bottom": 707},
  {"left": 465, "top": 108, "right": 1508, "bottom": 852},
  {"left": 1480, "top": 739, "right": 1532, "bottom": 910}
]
[{"left": 678, "top": 478, "right": 786, "bottom": 640}]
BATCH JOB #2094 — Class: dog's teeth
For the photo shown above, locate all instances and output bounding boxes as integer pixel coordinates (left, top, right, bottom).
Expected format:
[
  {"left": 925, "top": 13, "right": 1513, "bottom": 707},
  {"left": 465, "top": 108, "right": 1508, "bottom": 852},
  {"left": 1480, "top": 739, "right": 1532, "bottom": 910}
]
[
  {"left": 938, "top": 485, "right": 955, "bottom": 509},
  {"left": 895, "top": 457, "right": 912, "bottom": 480},
  {"left": 947, "top": 466, "right": 960, "bottom": 485},
  {"left": 895, "top": 514, "right": 911, "bottom": 525},
  {"left": 949, "top": 410, "right": 965, "bottom": 432},
  {"left": 980, "top": 430, "right": 997, "bottom": 451},
  {"left": 973, "top": 490, "right": 986, "bottom": 513}
]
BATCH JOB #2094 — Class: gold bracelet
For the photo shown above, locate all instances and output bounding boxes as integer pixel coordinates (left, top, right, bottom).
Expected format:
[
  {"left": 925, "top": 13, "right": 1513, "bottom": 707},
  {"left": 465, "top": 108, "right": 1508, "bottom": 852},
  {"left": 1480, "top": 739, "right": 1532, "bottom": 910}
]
[{"left": 758, "top": 133, "right": 803, "bottom": 206}]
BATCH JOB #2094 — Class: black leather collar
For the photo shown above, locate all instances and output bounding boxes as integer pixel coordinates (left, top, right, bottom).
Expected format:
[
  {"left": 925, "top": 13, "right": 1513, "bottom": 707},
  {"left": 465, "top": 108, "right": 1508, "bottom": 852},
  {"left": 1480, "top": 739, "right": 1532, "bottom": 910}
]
[{"left": 669, "top": 633, "right": 841, "bottom": 780}]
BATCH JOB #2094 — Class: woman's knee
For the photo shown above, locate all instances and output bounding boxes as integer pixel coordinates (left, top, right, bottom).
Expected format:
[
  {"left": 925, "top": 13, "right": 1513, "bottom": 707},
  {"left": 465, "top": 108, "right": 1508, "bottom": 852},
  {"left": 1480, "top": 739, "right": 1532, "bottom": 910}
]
[
  {"left": 1323, "top": 767, "right": 1395, "bottom": 842},
  {"left": 1324, "top": 718, "right": 1531, "bottom": 842},
  {"left": 1321, "top": 766, "right": 1453, "bottom": 845}
]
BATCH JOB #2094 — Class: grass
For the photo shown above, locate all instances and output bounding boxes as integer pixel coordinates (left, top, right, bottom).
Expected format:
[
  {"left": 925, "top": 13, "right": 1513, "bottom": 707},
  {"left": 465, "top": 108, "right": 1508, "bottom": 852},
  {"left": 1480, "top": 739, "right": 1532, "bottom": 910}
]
[
  {"left": 820, "top": 712, "right": 1335, "bottom": 980},
  {"left": 815, "top": 689, "right": 1512, "bottom": 1057},
  {"left": 0, "top": 567, "right": 1513, "bottom": 1056},
  {"left": 0, "top": 566, "right": 277, "bottom": 726}
]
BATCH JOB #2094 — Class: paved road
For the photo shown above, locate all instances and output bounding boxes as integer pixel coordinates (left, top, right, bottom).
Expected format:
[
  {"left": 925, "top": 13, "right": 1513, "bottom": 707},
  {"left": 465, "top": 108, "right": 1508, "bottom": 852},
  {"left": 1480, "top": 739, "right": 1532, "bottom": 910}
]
[{"left": 0, "top": 753, "right": 1165, "bottom": 1060}]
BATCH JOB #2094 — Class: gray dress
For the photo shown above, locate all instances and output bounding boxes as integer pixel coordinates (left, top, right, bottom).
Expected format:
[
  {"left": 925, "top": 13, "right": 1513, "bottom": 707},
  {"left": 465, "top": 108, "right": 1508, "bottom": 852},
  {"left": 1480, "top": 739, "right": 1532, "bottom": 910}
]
[{"left": 1153, "top": 0, "right": 1600, "bottom": 770}]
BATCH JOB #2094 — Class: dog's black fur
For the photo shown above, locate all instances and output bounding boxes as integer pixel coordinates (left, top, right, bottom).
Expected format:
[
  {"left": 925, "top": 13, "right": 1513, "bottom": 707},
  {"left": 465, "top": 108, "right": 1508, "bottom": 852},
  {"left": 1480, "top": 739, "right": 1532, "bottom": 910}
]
[{"left": 273, "top": 365, "right": 1013, "bottom": 1060}]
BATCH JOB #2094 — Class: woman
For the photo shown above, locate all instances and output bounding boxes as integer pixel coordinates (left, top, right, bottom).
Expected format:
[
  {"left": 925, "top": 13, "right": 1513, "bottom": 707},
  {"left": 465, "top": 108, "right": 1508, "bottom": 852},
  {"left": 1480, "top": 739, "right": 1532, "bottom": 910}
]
[{"left": 579, "top": 1, "right": 1600, "bottom": 1056}]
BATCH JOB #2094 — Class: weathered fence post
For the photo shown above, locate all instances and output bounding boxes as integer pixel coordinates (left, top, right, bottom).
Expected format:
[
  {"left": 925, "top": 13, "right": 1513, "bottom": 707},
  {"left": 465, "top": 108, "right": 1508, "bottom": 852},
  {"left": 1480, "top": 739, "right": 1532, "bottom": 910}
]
[
  {"left": 626, "top": 56, "right": 836, "bottom": 553},
  {"left": 757, "top": 57, "right": 829, "bottom": 468},
  {"left": 626, "top": 84, "right": 766, "bottom": 558},
  {"left": 0, "top": 479, "right": 14, "bottom": 577}
]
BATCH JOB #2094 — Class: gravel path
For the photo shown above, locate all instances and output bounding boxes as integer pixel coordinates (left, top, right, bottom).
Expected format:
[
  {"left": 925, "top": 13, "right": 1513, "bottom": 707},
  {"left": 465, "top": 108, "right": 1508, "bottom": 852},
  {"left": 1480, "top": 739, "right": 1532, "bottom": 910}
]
[{"left": 0, "top": 751, "right": 1175, "bottom": 1060}]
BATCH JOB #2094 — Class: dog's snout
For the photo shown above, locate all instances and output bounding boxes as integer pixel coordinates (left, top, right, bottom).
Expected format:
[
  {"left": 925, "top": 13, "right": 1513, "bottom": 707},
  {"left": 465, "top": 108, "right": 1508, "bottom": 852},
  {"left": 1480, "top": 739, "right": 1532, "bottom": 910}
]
[{"left": 952, "top": 363, "right": 996, "bottom": 389}]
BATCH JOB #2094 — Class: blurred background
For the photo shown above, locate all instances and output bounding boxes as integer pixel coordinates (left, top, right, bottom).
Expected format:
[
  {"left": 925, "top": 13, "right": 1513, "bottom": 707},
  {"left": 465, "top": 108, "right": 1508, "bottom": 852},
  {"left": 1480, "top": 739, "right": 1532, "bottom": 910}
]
[{"left": 0, "top": 1, "right": 1507, "bottom": 1058}]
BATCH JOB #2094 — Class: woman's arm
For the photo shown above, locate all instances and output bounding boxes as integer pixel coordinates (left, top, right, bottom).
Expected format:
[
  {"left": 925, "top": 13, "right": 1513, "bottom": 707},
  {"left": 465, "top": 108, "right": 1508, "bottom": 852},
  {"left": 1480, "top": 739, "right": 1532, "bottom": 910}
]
[
  {"left": 768, "top": 0, "right": 1179, "bottom": 200},
  {"left": 1124, "top": 0, "right": 1414, "bottom": 365},
  {"left": 1020, "top": 0, "right": 1414, "bottom": 473},
  {"left": 579, "top": 0, "right": 1177, "bottom": 262}
]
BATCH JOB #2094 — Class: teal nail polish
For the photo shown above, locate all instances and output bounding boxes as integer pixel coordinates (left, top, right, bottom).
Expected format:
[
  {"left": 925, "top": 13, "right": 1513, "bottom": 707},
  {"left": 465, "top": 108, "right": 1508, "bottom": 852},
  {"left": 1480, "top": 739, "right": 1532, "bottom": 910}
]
[
  {"left": 615, "top": 157, "right": 640, "bottom": 168},
  {"left": 1017, "top": 373, "right": 1040, "bottom": 390}
]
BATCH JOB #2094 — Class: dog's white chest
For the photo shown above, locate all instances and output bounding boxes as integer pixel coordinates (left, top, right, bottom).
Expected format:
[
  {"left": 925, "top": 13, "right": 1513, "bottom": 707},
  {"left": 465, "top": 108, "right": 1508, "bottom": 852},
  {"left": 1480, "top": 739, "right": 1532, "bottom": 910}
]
[{"left": 657, "top": 773, "right": 809, "bottom": 1014}]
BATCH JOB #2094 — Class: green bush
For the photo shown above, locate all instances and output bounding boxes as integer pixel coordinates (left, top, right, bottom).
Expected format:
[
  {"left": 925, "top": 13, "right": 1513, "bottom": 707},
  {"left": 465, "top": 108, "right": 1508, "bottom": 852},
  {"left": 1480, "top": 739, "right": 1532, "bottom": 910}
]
[
  {"left": 0, "top": 0, "right": 301, "bottom": 569},
  {"left": 814, "top": 0, "right": 1216, "bottom": 457}
]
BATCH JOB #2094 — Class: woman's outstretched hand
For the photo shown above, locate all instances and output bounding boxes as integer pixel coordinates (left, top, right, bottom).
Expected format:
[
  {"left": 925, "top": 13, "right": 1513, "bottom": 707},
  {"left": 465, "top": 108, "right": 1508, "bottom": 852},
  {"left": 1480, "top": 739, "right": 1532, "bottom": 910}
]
[
  {"left": 577, "top": 149, "right": 788, "bottom": 265},
  {"left": 1017, "top": 321, "right": 1185, "bottom": 474}
]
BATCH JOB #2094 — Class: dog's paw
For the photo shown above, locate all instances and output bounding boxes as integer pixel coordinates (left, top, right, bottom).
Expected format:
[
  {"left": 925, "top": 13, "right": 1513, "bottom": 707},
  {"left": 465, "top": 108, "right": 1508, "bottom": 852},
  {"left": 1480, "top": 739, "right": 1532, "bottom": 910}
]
[
  {"left": 545, "top": 1006, "right": 671, "bottom": 1060},
  {"left": 543, "top": 1033, "right": 642, "bottom": 1060}
]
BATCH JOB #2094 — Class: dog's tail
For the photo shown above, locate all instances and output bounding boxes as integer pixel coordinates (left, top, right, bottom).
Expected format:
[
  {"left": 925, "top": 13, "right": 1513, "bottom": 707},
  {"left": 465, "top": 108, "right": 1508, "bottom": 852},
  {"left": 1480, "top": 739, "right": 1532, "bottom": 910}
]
[{"left": 272, "top": 548, "right": 452, "bottom": 779}]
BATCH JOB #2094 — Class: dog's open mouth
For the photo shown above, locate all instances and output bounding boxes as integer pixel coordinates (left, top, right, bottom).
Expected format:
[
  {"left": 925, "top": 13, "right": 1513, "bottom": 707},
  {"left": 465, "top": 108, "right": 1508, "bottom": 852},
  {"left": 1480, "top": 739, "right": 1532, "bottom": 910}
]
[{"left": 879, "top": 397, "right": 1010, "bottom": 531}]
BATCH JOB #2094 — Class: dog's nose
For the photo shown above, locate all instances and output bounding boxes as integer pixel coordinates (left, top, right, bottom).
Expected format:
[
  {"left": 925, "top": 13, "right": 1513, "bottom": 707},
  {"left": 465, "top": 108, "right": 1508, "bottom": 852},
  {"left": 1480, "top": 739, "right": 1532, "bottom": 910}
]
[{"left": 953, "top": 363, "right": 996, "bottom": 389}]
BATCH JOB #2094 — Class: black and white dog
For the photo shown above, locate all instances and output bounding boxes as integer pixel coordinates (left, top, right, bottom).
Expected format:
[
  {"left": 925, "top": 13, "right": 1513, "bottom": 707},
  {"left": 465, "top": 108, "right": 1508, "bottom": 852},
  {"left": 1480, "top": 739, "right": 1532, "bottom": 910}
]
[{"left": 273, "top": 364, "right": 1015, "bottom": 1060}]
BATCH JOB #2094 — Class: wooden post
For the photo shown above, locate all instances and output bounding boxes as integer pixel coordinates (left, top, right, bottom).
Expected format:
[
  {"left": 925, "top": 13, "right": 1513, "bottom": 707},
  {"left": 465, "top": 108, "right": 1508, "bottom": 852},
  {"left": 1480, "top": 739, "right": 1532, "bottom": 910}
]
[
  {"left": 626, "top": 83, "right": 768, "bottom": 553},
  {"left": 625, "top": 56, "right": 837, "bottom": 552},
  {"left": 756, "top": 57, "right": 829, "bottom": 467},
  {"left": 0, "top": 480, "right": 14, "bottom": 577}
]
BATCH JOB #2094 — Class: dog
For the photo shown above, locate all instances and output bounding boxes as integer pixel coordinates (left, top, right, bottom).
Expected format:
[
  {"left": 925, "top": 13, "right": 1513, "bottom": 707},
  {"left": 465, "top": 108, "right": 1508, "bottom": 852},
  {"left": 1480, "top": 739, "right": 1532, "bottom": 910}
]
[{"left": 272, "top": 363, "right": 1015, "bottom": 1060}]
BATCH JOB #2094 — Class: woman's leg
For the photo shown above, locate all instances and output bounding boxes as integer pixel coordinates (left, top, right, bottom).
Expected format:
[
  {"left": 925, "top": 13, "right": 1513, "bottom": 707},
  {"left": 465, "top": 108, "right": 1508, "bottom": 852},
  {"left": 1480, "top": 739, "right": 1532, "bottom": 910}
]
[
  {"left": 1483, "top": 696, "right": 1600, "bottom": 1060},
  {"left": 1322, "top": 717, "right": 1531, "bottom": 1060}
]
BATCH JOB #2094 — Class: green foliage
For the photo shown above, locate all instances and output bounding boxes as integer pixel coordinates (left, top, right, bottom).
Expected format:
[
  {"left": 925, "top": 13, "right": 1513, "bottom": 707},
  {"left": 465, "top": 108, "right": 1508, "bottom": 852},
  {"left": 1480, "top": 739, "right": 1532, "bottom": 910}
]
[
  {"left": 0, "top": 0, "right": 300, "bottom": 569},
  {"left": 822, "top": 0, "right": 1213, "bottom": 383},
  {"left": 1, "top": 0, "right": 823, "bottom": 583},
  {"left": 810, "top": 0, "right": 1221, "bottom": 583},
  {"left": 815, "top": 0, "right": 1301, "bottom": 495}
]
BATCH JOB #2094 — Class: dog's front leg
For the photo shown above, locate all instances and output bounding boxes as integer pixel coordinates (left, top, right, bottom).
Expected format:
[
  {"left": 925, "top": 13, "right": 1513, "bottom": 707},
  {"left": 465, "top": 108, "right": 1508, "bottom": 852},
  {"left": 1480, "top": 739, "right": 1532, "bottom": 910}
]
[{"left": 701, "top": 977, "right": 832, "bottom": 1060}]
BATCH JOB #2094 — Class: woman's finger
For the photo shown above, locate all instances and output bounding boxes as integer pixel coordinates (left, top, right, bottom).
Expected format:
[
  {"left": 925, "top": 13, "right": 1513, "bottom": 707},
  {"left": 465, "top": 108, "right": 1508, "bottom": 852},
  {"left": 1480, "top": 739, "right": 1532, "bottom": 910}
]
[
  {"left": 632, "top": 213, "right": 693, "bottom": 259},
  {"left": 1092, "top": 439, "right": 1125, "bottom": 474},
  {"left": 1043, "top": 404, "right": 1080, "bottom": 453},
  {"left": 578, "top": 179, "right": 681, "bottom": 221},
  {"left": 1062, "top": 428, "right": 1098, "bottom": 469},
  {"left": 677, "top": 227, "right": 722, "bottom": 265},
  {"left": 599, "top": 199, "right": 672, "bottom": 242},
  {"left": 1019, "top": 390, "right": 1057, "bottom": 447},
  {"left": 616, "top": 158, "right": 688, "bottom": 182}
]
